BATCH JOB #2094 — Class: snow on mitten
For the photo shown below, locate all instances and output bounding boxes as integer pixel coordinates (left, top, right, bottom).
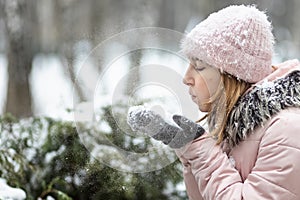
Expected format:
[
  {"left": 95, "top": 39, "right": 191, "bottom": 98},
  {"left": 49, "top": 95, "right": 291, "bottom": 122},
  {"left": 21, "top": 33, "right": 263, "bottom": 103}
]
[{"left": 127, "top": 106, "right": 205, "bottom": 149}]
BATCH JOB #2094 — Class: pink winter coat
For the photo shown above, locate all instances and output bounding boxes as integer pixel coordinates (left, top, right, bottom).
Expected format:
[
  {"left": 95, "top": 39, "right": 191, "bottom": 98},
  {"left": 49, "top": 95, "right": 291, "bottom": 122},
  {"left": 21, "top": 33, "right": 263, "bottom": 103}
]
[{"left": 176, "top": 60, "right": 300, "bottom": 200}]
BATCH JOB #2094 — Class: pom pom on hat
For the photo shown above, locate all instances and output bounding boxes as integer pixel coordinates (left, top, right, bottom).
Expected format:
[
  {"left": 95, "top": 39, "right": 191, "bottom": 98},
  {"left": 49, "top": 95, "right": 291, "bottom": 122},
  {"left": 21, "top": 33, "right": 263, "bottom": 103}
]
[{"left": 181, "top": 5, "right": 275, "bottom": 83}]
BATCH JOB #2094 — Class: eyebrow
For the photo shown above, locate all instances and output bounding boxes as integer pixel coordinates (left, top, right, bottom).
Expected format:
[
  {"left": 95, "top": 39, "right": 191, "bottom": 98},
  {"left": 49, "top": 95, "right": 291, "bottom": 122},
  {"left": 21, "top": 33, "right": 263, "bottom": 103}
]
[{"left": 190, "top": 57, "right": 200, "bottom": 62}]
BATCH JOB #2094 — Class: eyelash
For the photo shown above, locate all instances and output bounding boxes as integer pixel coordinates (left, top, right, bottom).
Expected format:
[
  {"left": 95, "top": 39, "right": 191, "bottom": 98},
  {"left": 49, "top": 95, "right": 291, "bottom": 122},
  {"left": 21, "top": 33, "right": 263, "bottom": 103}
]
[
  {"left": 194, "top": 66, "right": 205, "bottom": 72},
  {"left": 191, "top": 58, "right": 206, "bottom": 72}
]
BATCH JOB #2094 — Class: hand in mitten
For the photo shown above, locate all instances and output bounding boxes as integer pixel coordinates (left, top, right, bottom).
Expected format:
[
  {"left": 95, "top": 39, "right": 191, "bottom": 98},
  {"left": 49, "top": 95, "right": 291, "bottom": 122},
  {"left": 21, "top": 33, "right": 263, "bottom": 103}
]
[{"left": 127, "top": 106, "right": 205, "bottom": 149}]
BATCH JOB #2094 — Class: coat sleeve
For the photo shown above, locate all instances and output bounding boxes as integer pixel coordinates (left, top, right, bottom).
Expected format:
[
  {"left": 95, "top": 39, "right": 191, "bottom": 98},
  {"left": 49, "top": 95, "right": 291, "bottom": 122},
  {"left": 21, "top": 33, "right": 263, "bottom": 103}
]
[
  {"left": 177, "top": 115, "right": 300, "bottom": 200},
  {"left": 181, "top": 162, "right": 203, "bottom": 200}
]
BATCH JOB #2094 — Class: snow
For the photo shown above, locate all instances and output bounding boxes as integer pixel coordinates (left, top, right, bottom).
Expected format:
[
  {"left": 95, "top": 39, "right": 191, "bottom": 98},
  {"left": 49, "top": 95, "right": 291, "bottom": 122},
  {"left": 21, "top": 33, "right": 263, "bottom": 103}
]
[
  {"left": 0, "top": 178, "right": 26, "bottom": 200},
  {"left": 127, "top": 105, "right": 151, "bottom": 131},
  {"left": 163, "top": 180, "right": 187, "bottom": 199},
  {"left": 74, "top": 101, "right": 94, "bottom": 122},
  {"left": 127, "top": 104, "right": 179, "bottom": 133},
  {"left": 30, "top": 54, "right": 74, "bottom": 120},
  {"left": 257, "top": 79, "right": 274, "bottom": 89},
  {"left": 0, "top": 50, "right": 199, "bottom": 122},
  {"left": 0, "top": 50, "right": 193, "bottom": 191},
  {"left": 127, "top": 104, "right": 176, "bottom": 138}
]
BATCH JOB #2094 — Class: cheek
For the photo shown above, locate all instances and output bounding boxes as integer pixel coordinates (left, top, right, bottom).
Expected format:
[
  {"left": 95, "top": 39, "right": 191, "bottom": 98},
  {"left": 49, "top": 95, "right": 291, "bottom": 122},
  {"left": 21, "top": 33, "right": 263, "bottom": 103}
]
[
  {"left": 195, "top": 74, "right": 221, "bottom": 102},
  {"left": 195, "top": 78, "right": 211, "bottom": 100},
  {"left": 196, "top": 81, "right": 211, "bottom": 112},
  {"left": 202, "top": 69, "right": 221, "bottom": 96},
  {"left": 207, "top": 76, "right": 221, "bottom": 95}
]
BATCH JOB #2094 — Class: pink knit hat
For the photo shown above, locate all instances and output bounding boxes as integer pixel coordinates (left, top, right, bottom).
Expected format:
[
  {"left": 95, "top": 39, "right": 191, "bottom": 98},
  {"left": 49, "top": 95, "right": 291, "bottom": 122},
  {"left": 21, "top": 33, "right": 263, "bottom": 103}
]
[{"left": 181, "top": 5, "right": 275, "bottom": 83}]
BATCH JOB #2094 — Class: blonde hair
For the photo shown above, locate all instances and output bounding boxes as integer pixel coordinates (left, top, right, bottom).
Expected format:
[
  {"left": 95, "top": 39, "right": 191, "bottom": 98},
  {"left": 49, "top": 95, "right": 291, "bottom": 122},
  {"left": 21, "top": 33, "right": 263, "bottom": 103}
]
[{"left": 197, "top": 73, "right": 252, "bottom": 144}]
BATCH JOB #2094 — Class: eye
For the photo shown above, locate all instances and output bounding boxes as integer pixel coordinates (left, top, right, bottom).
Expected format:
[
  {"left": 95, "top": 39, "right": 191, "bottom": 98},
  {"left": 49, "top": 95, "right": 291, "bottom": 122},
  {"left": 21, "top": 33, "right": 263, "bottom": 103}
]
[
  {"left": 194, "top": 65, "right": 206, "bottom": 72},
  {"left": 191, "top": 59, "right": 206, "bottom": 72}
]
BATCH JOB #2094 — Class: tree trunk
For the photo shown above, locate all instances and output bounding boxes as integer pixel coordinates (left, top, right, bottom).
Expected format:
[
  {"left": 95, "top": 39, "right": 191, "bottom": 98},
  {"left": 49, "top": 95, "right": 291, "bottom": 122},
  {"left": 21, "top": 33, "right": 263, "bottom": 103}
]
[
  {"left": 292, "top": 0, "right": 300, "bottom": 56},
  {"left": 158, "top": 0, "right": 175, "bottom": 29},
  {"left": 125, "top": 50, "right": 142, "bottom": 96},
  {"left": 3, "top": 0, "right": 35, "bottom": 117}
]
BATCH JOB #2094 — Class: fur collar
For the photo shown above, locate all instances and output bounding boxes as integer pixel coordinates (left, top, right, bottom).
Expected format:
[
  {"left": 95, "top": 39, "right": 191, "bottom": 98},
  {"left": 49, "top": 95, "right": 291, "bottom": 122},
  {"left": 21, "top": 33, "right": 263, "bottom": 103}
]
[{"left": 225, "top": 70, "right": 300, "bottom": 147}]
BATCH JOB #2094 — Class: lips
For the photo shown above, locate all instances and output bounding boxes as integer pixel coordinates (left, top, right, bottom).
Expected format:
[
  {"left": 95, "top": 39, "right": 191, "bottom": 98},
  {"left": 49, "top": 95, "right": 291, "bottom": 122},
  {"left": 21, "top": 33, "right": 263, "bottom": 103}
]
[
  {"left": 189, "top": 90, "right": 197, "bottom": 102},
  {"left": 191, "top": 95, "right": 197, "bottom": 102}
]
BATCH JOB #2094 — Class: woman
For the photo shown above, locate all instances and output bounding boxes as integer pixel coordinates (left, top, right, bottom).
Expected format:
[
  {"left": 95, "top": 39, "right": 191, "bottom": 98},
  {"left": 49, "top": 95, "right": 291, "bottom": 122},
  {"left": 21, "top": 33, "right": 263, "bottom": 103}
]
[{"left": 128, "top": 4, "right": 300, "bottom": 199}]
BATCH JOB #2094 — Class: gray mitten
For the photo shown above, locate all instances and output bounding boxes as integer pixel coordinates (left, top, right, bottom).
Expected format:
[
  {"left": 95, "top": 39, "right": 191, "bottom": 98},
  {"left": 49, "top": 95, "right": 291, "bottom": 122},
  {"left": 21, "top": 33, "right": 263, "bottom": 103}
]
[{"left": 127, "top": 106, "right": 205, "bottom": 149}]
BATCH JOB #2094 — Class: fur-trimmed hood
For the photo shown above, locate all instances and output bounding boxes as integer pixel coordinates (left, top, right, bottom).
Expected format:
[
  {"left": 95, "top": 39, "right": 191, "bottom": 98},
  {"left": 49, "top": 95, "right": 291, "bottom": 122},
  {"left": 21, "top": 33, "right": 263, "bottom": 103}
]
[{"left": 226, "top": 59, "right": 300, "bottom": 147}]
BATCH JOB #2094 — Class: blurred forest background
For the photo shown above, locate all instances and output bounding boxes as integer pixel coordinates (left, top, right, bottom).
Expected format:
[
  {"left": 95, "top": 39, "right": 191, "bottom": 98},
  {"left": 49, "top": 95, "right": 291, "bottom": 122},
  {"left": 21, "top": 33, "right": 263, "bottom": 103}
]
[{"left": 0, "top": 0, "right": 299, "bottom": 199}]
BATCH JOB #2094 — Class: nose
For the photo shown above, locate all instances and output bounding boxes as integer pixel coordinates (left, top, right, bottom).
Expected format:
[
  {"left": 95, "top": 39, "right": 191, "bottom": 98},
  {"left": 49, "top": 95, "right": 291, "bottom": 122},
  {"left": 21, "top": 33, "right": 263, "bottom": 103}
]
[{"left": 183, "top": 64, "right": 194, "bottom": 86}]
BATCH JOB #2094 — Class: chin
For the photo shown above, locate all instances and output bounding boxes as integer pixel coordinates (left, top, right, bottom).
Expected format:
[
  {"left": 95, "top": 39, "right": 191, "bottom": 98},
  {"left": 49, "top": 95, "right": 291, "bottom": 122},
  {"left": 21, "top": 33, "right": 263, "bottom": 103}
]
[
  {"left": 198, "top": 103, "right": 210, "bottom": 112},
  {"left": 199, "top": 106, "right": 208, "bottom": 112}
]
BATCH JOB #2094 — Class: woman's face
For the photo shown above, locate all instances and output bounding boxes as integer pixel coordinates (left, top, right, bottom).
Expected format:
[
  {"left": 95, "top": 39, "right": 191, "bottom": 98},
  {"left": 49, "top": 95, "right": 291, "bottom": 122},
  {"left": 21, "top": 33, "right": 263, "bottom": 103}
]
[{"left": 183, "top": 58, "right": 221, "bottom": 112}]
